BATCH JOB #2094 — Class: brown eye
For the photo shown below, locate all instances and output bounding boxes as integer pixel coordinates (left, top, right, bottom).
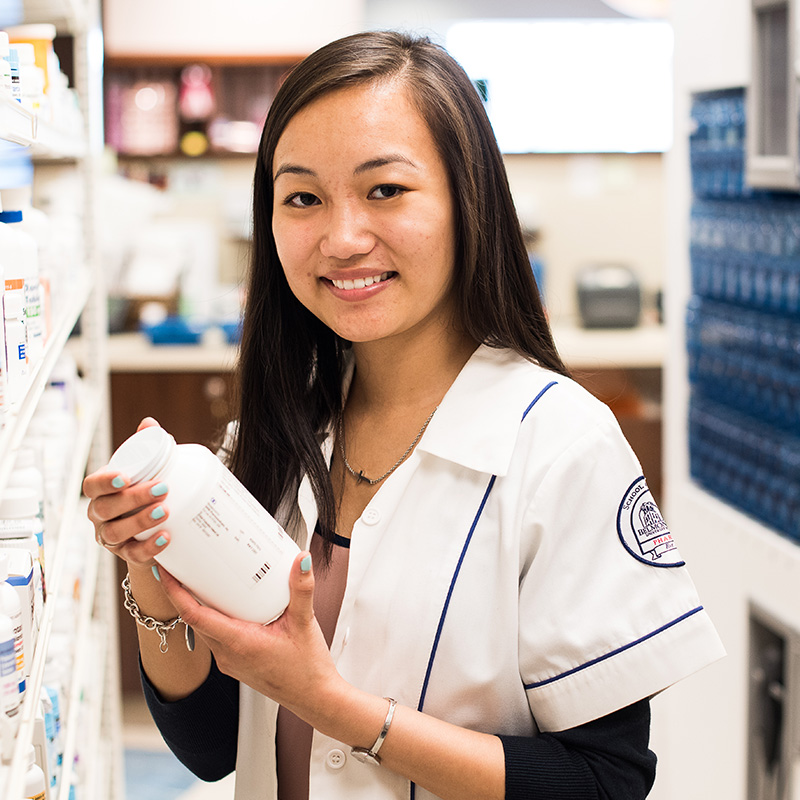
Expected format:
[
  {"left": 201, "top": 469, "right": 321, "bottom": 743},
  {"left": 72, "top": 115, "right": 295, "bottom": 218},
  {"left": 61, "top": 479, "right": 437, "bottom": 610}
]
[
  {"left": 287, "top": 192, "right": 320, "bottom": 208},
  {"left": 369, "top": 184, "right": 406, "bottom": 200}
]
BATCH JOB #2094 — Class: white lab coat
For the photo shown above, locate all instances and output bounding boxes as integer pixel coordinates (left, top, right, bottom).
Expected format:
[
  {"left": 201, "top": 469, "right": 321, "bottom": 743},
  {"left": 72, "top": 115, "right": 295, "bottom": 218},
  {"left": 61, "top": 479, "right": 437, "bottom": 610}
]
[{"left": 233, "top": 344, "right": 725, "bottom": 800}]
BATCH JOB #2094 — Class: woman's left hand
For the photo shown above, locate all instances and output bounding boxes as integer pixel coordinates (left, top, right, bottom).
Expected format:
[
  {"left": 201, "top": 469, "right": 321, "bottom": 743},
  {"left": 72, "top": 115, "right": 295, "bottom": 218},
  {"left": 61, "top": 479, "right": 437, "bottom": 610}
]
[{"left": 158, "top": 552, "right": 345, "bottom": 719}]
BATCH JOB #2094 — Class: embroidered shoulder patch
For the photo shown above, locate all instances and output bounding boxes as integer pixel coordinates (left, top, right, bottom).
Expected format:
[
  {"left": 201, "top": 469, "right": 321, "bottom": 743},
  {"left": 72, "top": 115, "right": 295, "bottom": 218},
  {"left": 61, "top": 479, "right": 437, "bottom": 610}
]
[{"left": 617, "top": 477, "right": 684, "bottom": 567}]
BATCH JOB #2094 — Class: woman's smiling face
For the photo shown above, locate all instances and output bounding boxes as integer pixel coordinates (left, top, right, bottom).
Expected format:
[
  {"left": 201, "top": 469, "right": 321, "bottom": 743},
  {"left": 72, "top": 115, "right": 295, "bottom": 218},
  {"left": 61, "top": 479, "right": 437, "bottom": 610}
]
[{"left": 271, "top": 79, "right": 459, "bottom": 346}]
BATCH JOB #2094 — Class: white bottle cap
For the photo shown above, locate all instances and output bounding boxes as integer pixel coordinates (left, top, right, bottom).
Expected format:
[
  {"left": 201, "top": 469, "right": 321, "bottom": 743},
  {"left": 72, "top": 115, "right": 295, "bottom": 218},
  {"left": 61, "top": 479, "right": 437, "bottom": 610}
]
[
  {"left": 2, "top": 290, "right": 24, "bottom": 319},
  {"left": 0, "top": 487, "right": 38, "bottom": 519},
  {"left": 6, "top": 24, "right": 57, "bottom": 41},
  {"left": 108, "top": 426, "right": 175, "bottom": 484}
]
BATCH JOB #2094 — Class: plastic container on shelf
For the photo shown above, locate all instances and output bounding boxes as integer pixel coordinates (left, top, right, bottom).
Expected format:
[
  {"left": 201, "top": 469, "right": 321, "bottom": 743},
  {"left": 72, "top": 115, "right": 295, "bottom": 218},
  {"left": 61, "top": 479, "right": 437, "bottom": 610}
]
[
  {"left": 6, "top": 46, "right": 20, "bottom": 103},
  {"left": 0, "top": 554, "right": 24, "bottom": 698},
  {"left": 0, "top": 33, "right": 12, "bottom": 97},
  {"left": 0, "top": 262, "right": 6, "bottom": 423},
  {"left": 0, "top": 192, "right": 46, "bottom": 361},
  {"left": 0, "top": 488, "right": 44, "bottom": 627},
  {"left": 5, "top": 24, "right": 57, "bottom": 96},
  {"left": 1, "top": 188, "right": 53, "bottom": 343},
  {"left": 0, "top": 612, "right": 19, "bottom": 720},
  {"left": 7, "top": 44, "right": 34, "bottom": 107},
  {"left": 106, "top": 425, "right": 301, "bottom": 623},
  {"left": 23, "top": 743, "right": 45, "bottom": 799},
  {"left": 3, "top": 275, "right": 27, "bottom": 406}
]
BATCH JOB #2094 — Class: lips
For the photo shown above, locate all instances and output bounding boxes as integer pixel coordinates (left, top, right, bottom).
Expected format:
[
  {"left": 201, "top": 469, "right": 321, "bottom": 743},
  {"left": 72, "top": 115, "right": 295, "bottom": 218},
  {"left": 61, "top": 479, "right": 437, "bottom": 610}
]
[{"left": 328, "top": 271, "right": 393, "bottom": 291}]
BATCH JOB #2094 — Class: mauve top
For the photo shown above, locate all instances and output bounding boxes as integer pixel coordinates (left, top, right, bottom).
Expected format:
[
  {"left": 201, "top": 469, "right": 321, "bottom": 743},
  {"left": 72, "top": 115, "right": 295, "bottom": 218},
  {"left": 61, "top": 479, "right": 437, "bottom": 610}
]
[{"left": 275, "top": 531, "right": 351, "bottom": 800}]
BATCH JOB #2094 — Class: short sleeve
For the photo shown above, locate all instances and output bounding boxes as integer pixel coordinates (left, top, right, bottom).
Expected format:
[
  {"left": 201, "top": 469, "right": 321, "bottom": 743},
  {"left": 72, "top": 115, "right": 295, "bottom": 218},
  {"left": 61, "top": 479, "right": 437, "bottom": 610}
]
[{"left": 517, "top": 412, "right": 725, "bottom": 732}]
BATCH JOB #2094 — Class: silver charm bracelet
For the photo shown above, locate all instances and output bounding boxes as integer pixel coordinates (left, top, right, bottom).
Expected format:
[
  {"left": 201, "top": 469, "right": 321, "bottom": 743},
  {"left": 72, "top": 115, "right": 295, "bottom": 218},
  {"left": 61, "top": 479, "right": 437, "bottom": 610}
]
[{"left": 122, "top": 574, "right": 194, "bottom": 653}]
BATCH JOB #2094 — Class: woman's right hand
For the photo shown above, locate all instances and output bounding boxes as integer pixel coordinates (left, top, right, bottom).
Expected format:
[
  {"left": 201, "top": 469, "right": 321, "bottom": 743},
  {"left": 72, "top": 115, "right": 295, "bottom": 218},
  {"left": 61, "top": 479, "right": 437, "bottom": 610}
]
[{"left": 83, "top": 417, "right": 172, "bottom": 567}]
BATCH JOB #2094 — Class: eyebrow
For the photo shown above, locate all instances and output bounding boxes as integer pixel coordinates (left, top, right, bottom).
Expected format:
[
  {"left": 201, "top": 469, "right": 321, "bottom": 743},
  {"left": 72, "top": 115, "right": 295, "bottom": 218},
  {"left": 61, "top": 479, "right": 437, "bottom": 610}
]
[{"left": 273, "top": 154, "right": 418, "bottom": 182}]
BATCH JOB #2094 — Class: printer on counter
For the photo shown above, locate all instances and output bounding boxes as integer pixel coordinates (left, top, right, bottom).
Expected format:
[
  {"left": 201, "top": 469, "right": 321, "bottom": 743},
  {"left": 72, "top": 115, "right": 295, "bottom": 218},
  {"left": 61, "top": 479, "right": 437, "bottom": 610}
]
[{"left": 576, "top": 263, "right": 642, "bottom": 329}]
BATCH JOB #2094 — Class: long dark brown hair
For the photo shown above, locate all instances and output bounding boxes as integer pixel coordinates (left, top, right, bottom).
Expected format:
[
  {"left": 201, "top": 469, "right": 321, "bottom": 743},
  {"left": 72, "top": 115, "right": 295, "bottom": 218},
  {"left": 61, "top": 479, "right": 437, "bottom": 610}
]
[{"left": 226, "top": 30, "right": 567, "bottom": 548}]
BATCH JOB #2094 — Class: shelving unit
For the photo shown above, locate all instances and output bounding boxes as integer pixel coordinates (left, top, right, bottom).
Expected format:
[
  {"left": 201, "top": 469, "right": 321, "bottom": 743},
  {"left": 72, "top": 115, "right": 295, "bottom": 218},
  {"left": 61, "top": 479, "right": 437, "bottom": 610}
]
[
  {"left": 0, "top": 0, "right": 120, "bottom": 798},
  {"left": 652, "top": 1, "right": 800, "bottom": 798}
]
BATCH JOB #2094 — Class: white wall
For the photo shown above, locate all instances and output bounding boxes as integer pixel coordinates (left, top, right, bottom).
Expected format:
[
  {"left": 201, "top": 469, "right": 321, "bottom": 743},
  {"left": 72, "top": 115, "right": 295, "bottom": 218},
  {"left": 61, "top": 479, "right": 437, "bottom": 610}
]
[{"left": 104, "top": 0, "right": 366, "bottom": 57}]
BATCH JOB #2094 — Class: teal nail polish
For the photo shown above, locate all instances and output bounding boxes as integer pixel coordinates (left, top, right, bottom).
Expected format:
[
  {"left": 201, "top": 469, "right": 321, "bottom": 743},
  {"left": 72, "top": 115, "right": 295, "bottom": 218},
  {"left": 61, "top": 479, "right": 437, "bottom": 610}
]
[
  {"left": 152, "top": 565, "right": 161, "bottom": 581},
  {"left": 155, "top": 535, "right": 167, "bottom": 547},
  {"left": 150, "top": 506, "right": 166, "bottom": 521},
  {"left": 111, "top": 476, "right": 125, "bottom": 489},
  {"left": 151, "top": 482, "right": 169, "bottom": 497},
  {"left": 300, "top": 554, "right": 312, "bottom": 573}
]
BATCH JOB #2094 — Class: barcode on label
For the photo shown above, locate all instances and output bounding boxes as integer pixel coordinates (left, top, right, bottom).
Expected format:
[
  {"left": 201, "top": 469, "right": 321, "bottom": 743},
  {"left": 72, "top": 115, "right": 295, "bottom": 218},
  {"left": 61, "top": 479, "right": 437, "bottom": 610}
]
[{"left": 252, "top": 562, "right": 272, "bottom": 583}]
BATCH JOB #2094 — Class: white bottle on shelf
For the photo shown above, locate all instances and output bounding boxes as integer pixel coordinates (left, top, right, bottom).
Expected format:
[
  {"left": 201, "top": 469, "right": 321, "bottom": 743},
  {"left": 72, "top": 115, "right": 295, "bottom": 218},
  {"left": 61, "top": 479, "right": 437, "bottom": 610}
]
[
  {"left": 0, "top": 34, "right": 12, "bottom": 99},
  {"left": 0, "top": 263, "right": 6, "bottom": 423},
  {"left": 0, "top": 554, "right": 24, "bottom": 699},
  {"left": 0, "top": 194, "right": 44, "bottom": 364},
  {"left": 23, "top": 744, "right": 45, "bottom": 800},
  {"left": 7, "top": 448, "right": 45, "bottom": 531},
  {"left": 0, "top": 613, "right": 19, "bottom": 720},
  {"left": 3, "top": 279, "right": 27, "bottom": 406},
  {"left": 0, "top": 488, "right": 44, "bottom": 628}
]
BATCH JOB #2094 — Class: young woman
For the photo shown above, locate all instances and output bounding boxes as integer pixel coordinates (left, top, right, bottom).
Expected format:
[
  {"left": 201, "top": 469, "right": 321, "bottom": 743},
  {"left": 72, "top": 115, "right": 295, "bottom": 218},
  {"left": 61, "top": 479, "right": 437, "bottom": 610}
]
[{"left": 84, "top": 31, "right": 724, "bottom": 800}]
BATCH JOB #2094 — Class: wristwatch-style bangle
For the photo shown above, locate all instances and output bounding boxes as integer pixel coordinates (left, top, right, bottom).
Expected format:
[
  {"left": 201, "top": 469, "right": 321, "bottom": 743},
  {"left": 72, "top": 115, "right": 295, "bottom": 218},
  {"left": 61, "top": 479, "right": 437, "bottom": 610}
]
[{"left": 350, "top": 697, "right": 397, "bottom": 766}]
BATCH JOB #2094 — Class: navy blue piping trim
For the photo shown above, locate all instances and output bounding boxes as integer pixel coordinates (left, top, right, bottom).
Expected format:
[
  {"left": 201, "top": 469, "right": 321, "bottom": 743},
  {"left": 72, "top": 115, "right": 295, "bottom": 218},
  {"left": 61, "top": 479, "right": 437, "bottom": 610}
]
[
  {"left": 523, "top": 605, "right": 705, "bottom": 690},
  {"left": 522, "top": 380, "right": 558, "bottom": 421},
  {"left": 409, "top": 379, "right": 558, "bottom": 800}
]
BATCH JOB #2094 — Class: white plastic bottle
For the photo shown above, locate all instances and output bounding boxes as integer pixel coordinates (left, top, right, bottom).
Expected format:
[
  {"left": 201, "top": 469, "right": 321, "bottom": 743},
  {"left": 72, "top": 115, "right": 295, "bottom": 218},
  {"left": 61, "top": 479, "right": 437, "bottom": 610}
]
[
  {"left": 24, "top": 743, "right": 46, "bottom": 799},
  {"left": 0, "top": 262, "right": 6, "bottom": 423},
  {"left": 3, "top": 276, "right": 27, "bottom": 405},
  {"left": 0, "top": 33, "right": 12, "bottom": 99},
  {"left": 0, "top": 554, "right": 24, "bottom": 698},
  {"left": 0, "top": 613, "right": 19, "bottom": 719},
  {"left": 0, "top": 488, "right": 44, "bottom": 626},
  {"left": 0, "top": 196, "right": 44, "bottom": 364},
  {"left": 8, "top": 447, "right": 45, "bottom": 529},
  {"left": 106, "top": 426, "right": 300, "bottom": 623}
]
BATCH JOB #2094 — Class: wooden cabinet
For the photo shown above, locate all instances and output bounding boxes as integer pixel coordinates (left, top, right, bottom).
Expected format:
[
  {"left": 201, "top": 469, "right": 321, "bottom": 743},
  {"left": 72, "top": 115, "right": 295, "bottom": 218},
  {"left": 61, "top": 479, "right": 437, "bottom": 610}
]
[{"left": 110, "top": 367, "right": 235, "bottom": 694}]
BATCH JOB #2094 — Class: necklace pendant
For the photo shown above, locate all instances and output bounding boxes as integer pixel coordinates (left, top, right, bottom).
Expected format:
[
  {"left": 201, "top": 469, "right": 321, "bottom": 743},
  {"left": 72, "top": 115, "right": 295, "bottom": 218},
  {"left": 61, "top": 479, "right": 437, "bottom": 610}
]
[{"left": 357, "top": 470, "right": 367, "bottom": 484}]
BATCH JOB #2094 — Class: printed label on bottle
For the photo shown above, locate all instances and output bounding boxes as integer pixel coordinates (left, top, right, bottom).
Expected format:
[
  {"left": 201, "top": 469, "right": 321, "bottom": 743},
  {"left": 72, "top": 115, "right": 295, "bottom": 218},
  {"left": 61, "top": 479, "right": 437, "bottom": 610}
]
[
  {"left": 0, "top": 637, "right": 18, "bottom": 715},
  {"left": 188, "top": 467, "right": 295, "bottom": 585},
  {"left": 27, "top": 790, "right": 46, "bottom": 800}
]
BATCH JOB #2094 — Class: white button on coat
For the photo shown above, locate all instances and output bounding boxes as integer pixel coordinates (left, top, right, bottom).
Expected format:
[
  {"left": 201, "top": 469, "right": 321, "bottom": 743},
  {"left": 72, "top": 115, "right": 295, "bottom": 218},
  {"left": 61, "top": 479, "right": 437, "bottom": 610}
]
[
  {"left": 326, "top": 749, "right": 346, "bottom": 770},
  {"left": 361, "top": 506, "right": 381, "bottom": 525}
]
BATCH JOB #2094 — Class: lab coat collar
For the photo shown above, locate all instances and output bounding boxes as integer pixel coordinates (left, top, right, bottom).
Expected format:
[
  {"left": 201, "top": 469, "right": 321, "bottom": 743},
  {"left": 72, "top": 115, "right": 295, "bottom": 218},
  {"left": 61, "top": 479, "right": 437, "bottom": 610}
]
[
  {"left": 417, "top": 343, "right": 557, "bottom": 478},
  {"left": 297, "top": 344, "right": 556, "bottom": 543}
]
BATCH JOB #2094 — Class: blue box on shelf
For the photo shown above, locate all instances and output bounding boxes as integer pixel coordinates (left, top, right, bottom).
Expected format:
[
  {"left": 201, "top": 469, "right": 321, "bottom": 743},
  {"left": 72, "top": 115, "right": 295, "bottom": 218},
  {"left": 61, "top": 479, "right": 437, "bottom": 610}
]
[{"left": 141, "top": 316, "right": 206, "bottom": 345}]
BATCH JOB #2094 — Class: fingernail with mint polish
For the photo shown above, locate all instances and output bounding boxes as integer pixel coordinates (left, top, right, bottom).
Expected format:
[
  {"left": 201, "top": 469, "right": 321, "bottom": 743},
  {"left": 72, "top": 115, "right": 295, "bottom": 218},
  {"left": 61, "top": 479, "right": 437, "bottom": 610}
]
[
  {"left": 150, "top": 506, "right": 166, "bottom": 521},
  {"left": 151, "top": 482, "right": 168, "bottom": 497},
  {"left": 300, "top": 554, "right": 312, "bottom": 574},
  {"left": 152, "top": 565, "right": 161, "bottom": 581},
  {"left": 155, "top": 535, "right": 167, "bottom": 547},
  {"left": 111, "top": 476, "right": 126, "bottom": 489}
]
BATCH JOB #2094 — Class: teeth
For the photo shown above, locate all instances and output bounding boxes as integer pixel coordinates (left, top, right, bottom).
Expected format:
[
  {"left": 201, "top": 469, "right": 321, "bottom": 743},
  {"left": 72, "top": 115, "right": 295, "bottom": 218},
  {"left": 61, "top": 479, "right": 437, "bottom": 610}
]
[{"left": 331, "top": 272, "right": 390, "bottom": 290}]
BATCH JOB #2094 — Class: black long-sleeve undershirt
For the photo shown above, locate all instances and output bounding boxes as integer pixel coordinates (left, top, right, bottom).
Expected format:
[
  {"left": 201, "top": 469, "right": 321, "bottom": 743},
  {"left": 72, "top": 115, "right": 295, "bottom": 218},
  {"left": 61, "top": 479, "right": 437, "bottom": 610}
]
[{"left": 140, "top": 658, "right": 656, "bottom": 798}]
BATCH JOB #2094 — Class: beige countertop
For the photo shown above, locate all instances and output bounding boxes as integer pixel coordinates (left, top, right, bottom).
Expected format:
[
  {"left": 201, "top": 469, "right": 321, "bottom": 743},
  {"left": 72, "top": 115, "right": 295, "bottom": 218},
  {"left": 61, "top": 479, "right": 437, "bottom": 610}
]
[{"left": 100, "top": 322, "right": 666, "bottom": 373}]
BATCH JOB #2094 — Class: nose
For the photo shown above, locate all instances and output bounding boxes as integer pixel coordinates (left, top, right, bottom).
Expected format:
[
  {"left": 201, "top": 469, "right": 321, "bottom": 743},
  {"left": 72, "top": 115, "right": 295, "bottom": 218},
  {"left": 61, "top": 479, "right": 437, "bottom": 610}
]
[{"left": 319, "top": 202, "right": 375, "bottom": 260}]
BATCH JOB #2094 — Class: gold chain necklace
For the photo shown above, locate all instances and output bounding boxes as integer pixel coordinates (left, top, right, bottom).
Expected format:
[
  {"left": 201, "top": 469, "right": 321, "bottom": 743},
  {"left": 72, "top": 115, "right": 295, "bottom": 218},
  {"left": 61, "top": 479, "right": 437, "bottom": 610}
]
[{"left": 338, "top": 406, "right": 438, "bottom": 486}]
